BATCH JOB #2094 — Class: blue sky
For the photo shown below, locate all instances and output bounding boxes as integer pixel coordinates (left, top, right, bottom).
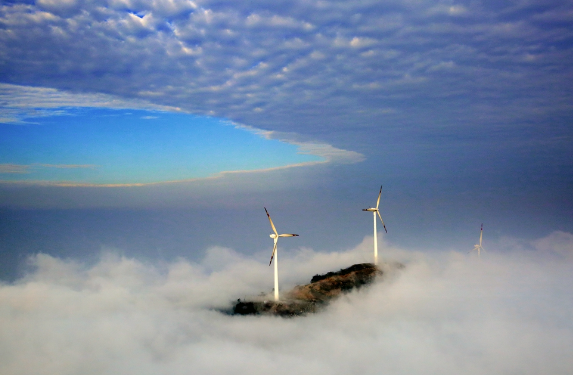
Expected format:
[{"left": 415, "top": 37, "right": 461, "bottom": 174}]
[
  {"left": 0, "top": 0, "right": 571, "bottom": 278},
  {"left": 0, "top": 107, "right": 323, "bottom": 184}
]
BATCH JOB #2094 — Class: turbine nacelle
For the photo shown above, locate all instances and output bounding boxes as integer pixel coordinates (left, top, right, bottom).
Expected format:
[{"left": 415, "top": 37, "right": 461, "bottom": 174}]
[
  {"left": 362, "top": 185, "right": 387, "bottom": 233},
  {"left": 264, "top": 207, "right": 299, "bottom": 266},
  {"left": 270, "top": 233, "right": 298, "bottom": 239},
  {"left": 470, "top": 224, "right": 485, "bottom": 258}
]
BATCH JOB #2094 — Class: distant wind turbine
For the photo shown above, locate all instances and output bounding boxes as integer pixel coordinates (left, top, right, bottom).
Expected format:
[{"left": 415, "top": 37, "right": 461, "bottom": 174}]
[
  {"left": 470, "top": 224, "right": 485, "bottom": 258},
  {"left": 265, "top": 207, "right": 299, "bottom": 301},
  {"left": 362, "top": 185, "right": 387, "bottom": 265}
]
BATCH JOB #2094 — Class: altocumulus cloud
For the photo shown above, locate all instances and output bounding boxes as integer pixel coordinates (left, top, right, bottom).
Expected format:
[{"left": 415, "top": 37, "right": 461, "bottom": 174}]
[
  {"left": 1, "top": 232, "right": 572, "bottom": 375},
  {"left": 1, "top": 0, "right": 571, "bottom": 144},
  {"left": 0, "top": 83, "right": 177, "bottom": 124}
]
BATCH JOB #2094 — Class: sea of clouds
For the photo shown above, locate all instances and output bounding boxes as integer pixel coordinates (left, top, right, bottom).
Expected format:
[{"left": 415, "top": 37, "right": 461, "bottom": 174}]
[{"left": 1, "top": 232, "right": 572, "bottom": 375}]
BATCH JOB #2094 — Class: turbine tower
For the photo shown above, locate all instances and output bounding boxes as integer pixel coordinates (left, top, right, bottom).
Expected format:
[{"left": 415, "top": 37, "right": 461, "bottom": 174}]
[
  {"left": 470, "top": 224, "right": 485, "bottom": 258},
  {"left": 265, "top": 207, "right": 298, "bottom": 301},
  {"left": 362, "top": 185, "right": 387, "bottom": 265}
]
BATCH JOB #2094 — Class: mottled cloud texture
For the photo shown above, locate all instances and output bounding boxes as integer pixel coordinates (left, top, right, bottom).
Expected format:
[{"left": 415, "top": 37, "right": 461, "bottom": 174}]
[
  {"left": 1, "top": 232, "right": 572, "bottom": 375},
  {"left": 1, "top": 0, "right": 571, "bottom": 146},
  {"left": 0, "top": 83, "right": 177, "bottom": 124}
]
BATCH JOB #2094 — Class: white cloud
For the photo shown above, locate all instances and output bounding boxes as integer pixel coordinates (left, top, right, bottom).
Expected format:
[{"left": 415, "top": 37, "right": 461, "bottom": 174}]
[
  {"left": 448, "top": 5, "right": 468, "bottom": 16},
  {"left": 429, "top": 60, "right": 456, "bottom": 71},
  {"left": 229, "top": 122, "right": 365, "bottom": 165},
  {"left": 246, "top": 13, "right": 313, "bottom": 30},
  {"left": 295, "top": 142, "right": 365, "bottom": 164},
  {"left": 0, "top": 163, "right": 97, "bottom": 174},
  {"left": 1, "top": 233, "right": 572, "bottom": 375},
  {"left": 0, "top": 164, "right": 30, "bottom": 174},
  {"left": 427, "top": 4, "right": 469, "bottom": 17},
  {"left": 349, "top": 36, "right": 377, "bottom": 48},
  {"left": 532, "top": 231, "right": 573, "bottom": 259},
  {"left": 0, "top": 83, "right": 177, "bottom": 124}
]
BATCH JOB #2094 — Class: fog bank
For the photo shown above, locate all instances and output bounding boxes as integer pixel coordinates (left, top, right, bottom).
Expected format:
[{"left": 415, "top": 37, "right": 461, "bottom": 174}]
[{"left": 1, "top": 232, "right": 572, "bottom": 375}]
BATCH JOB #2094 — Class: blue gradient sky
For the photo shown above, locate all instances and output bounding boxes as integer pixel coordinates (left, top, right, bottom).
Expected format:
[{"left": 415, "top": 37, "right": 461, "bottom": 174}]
[{"left": 0, "top": 108, "right": 323, "bottom": 184}]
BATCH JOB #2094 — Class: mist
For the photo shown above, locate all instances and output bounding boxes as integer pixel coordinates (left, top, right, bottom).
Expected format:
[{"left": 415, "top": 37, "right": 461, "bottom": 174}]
[{"left": 1, "top": 233, "right": 572, "bottom": 375}]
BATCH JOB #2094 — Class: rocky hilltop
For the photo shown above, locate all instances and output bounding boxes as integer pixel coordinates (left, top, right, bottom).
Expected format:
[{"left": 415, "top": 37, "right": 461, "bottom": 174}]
[{"left": 230, "top": 263, "right": 399, "bottom": 317}]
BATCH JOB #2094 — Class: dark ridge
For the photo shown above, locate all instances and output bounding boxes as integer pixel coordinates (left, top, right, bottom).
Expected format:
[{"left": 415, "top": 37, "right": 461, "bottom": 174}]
[
  {"left": 225, "top": 262, "right": 403, "bottom": 317},
  {"left": 310, "top": 263, "right": 376, "bottom": 283},
  {"left": 233, "top": 299, "right": 319, "bottom": 317}
]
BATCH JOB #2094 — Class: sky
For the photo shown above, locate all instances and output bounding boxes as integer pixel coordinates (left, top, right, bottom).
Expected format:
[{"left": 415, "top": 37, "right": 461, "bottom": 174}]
[
  {"left": 0, "top": 107, "right": 324, "bottom": 184},
  {"left": 0, "top": 1, "right": 572, "bottom": 373}
]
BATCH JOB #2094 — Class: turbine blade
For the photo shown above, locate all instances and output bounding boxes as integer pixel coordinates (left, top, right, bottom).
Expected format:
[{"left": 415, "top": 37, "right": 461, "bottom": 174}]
[
  {"left": 469, "top": 244, "right": 482, "bottom": 253},
  {"left": 269, "top": 241, "right": 277, "bottom": 266},
  {"left": 377, "top": 210, "right": 387, "bottom": 233},
  {"left": 376, "top": 185, "right": 382, "bottom": 209},
  {"left": 264, "top": 207, "right": 278, "bottom": 236},
  {"left": 279, "top": 233, "right": 299, "bottom": 237}
]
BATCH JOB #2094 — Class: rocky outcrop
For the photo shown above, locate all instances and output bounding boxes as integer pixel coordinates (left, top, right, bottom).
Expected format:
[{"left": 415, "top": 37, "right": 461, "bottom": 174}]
[
  {"left": 295, "top": 263, "right": 380, "bottom": 301},
  {"left": 229, "top": 263, "right": 393, "bottom": 317}
]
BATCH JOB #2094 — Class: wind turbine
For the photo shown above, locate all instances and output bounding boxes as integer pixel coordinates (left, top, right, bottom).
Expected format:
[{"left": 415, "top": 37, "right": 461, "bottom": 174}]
[
  {"left": 362, "top": 185, "right": 387, "bottom": 265},
  {"left": 265, "top": 207, "right": 298, "bottom": 301},
  {"left": 470, "top": 224, "right": 485, "bottom": 258}
]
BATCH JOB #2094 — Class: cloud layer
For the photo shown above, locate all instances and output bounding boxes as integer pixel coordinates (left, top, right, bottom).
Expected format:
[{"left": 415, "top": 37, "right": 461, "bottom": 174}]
[
  {"left": 0, "top": 83, "right": 178, "bottom": 124},
  {"left": 1, "top": 0, "right": 571, "bottom": 144},
  {"left": 1, "top": 232, "right": 572, "bottom": 375}
]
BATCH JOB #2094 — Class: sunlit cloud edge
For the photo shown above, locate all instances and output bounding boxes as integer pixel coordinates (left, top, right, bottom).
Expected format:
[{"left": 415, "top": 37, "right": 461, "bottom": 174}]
[{"left": 0, "top": 160, "right": 329, "bottom": 187}]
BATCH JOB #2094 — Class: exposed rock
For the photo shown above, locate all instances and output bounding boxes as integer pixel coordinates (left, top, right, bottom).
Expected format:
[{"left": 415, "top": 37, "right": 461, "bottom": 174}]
[
  {"left": 228, "top": 262, "right": 400, "bottom": 317},
  {"left": 233, "top": 299, "right": 319, "bottom": 317}
]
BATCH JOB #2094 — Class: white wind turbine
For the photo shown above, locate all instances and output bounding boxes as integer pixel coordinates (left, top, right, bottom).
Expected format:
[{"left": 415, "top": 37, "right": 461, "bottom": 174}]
[
  {"left": 470, "top": 223, "right": 485, "bottom": 258},
  {"left": 362, "top": 185, "right": 387, "bottom": 266},
  {"left": 265, "top": 207, "right": 299, "bottom": 301}
]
